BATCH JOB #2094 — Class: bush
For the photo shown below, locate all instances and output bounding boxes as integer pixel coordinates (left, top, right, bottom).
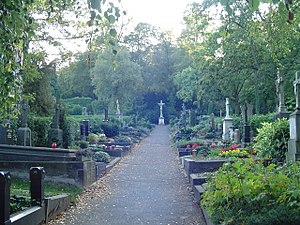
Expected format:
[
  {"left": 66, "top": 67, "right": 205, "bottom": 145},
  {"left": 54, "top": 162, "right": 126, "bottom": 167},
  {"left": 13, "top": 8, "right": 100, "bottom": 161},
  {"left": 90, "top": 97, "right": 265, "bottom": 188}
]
[
  {"left": 253, "top": 118, "right": 289, "bottom": 163},
  {"left": 93, "top": 151, "right": 111, "bottom": 163},
  {"left": 249, "top": 113, "right": 275, "bottom": 132},
  {"left": 100, "top": 122, "right": 119, "bottom": 137},
  {"left": 202, "top": 159, "right": 300, "bottom": 225}
]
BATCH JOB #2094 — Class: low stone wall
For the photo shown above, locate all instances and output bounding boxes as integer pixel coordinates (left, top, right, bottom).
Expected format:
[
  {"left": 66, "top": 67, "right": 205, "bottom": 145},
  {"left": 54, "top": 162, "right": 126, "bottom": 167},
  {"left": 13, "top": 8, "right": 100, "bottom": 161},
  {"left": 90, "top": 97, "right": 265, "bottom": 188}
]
[{"left": 0, "top": 160, "right": 96, "bottom": 188}]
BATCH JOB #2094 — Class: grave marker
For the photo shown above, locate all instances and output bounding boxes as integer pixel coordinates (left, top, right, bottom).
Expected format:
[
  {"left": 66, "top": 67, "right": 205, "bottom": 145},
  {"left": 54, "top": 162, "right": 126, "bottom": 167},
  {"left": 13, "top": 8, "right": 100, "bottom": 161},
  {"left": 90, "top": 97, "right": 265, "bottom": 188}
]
[
  {"left": 158, "top": 100, "right": 165, "bottom": 125},
  {"left": 17, "top": 100, "right": 32, "bottom": 146},
  {"left": 275, "top": 70, "right": 289, "bottom": 119},
  {"left": 222, "top": 98, "right": 233, "bottom": 140},
  {"left": 287, "top": 71, "right": 300, "bottom": 162}
]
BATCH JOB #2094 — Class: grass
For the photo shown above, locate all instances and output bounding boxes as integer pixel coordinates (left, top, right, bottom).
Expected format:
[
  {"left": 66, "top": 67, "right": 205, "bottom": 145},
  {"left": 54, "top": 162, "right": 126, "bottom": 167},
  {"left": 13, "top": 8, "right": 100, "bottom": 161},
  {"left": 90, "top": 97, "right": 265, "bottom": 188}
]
[{"left": 10, "top": 177, "right": 82, "bottom": 203}]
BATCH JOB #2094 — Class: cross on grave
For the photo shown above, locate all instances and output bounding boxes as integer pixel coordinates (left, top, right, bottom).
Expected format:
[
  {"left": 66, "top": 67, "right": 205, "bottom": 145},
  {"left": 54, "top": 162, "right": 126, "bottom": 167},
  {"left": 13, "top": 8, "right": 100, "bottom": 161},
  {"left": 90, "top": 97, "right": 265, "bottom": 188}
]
[
  {"left": 294, "top": 71, "right": 300, "bottom": 110},
  {"left": 158, "top": 100, "right": 165, "bottom": 125},
  {"left": 20, "top": 100, "right": 29, "bottom": 128},
  {"left": 158, "top": 100, "right": 165, "bottom": 118}
]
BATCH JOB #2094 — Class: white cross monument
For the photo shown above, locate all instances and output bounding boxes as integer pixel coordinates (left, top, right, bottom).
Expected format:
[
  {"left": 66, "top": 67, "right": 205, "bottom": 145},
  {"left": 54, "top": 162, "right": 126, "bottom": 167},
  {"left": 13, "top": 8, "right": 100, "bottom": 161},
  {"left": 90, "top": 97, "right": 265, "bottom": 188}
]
[{"left": 158, "top": 100, "right": 165, "bottom": 125}]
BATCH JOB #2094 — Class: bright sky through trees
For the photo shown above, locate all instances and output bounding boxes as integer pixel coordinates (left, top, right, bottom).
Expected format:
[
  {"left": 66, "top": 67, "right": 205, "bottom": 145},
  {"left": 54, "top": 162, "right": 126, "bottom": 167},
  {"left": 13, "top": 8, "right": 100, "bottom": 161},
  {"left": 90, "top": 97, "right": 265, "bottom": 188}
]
[{"left": 121, "top": 0, "right": 202, "bottom": 36}]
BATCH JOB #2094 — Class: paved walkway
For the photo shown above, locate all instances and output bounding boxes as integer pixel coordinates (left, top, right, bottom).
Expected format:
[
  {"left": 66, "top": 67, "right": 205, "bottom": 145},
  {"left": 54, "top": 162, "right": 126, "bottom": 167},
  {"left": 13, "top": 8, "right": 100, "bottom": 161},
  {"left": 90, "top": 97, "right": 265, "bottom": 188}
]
[{"left": 54, "top": 126, "right": 206, "bottom": 225}]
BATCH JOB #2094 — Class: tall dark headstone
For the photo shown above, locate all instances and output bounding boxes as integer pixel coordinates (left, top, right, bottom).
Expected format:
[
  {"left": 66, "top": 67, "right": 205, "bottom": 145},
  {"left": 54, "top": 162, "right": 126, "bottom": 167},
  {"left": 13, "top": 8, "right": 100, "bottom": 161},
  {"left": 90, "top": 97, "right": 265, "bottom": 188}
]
[
  {"left": 242, "top": 103, "right": 251, "bottom": 147},
  {"left": 47, "top": 103, "right": 63, "bottom": 147},
  {"left": 17, "top": 100, "right": 32, "bottom": 146},
  {"left": 80, "top": 120, "right": 90, "bottom": 141}
]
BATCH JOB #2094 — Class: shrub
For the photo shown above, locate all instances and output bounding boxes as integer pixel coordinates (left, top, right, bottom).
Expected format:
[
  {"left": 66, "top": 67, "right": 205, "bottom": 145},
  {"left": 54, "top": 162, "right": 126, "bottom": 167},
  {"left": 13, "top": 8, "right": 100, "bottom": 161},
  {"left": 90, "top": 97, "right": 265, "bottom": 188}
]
[
  {"left": 78, "top": 141, "right": 88, "bottom": 149},
  {"left": 253, "top": 118, "right": 289, "bottom": 163},
  {"left": 249, "top": 113, "right": 275, "bottom": 133},
  {"left": 93, "top": 151, "right": 111, "bottom": 163},
  {"left": 202, "top": 159, "right": 300, "bottom": 225},
  {"left": 100, "top": 122, "right": 119, "bottom": 138}
]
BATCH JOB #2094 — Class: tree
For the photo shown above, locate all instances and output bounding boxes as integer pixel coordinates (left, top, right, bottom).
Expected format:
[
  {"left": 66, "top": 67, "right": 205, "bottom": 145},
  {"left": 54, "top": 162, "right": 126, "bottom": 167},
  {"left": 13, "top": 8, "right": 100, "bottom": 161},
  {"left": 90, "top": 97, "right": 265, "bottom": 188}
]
[
  {"left": 0, "top": 0, "right": 121, "bottom": 118},
  {"left": 91, "top": 46, "right": 142, "bottom": 117}
]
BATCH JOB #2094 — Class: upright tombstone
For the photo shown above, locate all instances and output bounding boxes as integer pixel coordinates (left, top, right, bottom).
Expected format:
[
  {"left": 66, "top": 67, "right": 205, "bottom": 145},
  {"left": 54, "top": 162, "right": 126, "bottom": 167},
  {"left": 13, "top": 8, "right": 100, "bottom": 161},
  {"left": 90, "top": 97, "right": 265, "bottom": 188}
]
[
  {"left": 116, "top": 99, "right": 121, "bottom": 121},
  {"left": 47, "top": 103, "right": 63, "bottom": 148},
  {"left": 287, "top": 71, "right": 300, "bottom": 162},
  {"left": 210, "top": 113, "right": 215, "bottom": 131},
  {"left": 0, "top": 118, "right": 13, "bottom": 145},
  {"left": 222, "top": 98, "right": 233, "bottom": 140},
  {"left": 158, "top": 100, "right": 165, "bottom": 125},
  {"left": 275, "top": 70, "right": 289, "bottom": 119},
  {"left": 242, "top": 103, "right": 251, "bottom": 147},
  {"left": 82, "top": 107, "right": 88, "bottom": 116},
  {"left": 80, "top": 120, "right": 90, "bottom": 141},
  {"left": 17, "top": 100, "right": 32, "bottom": 146}
]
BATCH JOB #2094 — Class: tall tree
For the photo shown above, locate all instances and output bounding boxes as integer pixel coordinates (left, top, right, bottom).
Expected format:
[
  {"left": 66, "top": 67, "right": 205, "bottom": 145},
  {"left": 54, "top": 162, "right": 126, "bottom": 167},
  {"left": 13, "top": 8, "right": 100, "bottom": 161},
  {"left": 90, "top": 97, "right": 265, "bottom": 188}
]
[{"left": 91, "top": 46, "right": 142, "bottom": 116}]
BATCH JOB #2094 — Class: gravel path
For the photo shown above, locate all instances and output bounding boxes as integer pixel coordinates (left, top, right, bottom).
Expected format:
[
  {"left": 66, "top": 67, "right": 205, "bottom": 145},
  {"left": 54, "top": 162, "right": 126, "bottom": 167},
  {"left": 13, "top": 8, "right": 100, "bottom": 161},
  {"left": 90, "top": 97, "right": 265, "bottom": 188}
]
[{"left": 50, "top": 125, "right": 206, "bottom": 225}]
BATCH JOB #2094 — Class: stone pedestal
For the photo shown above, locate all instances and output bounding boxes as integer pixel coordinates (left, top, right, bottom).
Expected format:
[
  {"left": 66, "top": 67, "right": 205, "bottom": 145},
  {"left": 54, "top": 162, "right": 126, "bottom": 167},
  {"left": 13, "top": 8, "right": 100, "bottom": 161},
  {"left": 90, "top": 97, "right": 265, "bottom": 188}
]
[
  {"left": 222, "top": 118, "right": 233, "bottom": 140},
  {"left": 158, "top": 117, "right": 165, "bottom": 125},
  {"left": 17, "top": 127, "right": 32, "bottom": 146},
  {"left": 287, "top": 110, "right": 300, "bottom": 162},
  {"left": 275, "top": 111, "right": 290, "bottom": 120}
]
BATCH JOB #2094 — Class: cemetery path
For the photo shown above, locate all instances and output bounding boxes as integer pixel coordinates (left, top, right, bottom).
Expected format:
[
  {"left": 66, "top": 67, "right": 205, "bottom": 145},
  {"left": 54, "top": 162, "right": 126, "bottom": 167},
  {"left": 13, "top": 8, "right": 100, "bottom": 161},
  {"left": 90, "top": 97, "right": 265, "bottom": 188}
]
[{"left": 52, "top": 126, "right": 206, "bottom": 225}]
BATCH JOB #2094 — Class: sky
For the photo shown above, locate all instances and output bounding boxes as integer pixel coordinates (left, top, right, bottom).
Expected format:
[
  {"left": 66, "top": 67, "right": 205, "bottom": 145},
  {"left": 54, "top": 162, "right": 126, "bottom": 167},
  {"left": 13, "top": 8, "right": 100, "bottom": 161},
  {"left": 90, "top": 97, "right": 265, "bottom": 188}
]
[{"left": 120, "top": 0, "right": 201, "bottom": 36}]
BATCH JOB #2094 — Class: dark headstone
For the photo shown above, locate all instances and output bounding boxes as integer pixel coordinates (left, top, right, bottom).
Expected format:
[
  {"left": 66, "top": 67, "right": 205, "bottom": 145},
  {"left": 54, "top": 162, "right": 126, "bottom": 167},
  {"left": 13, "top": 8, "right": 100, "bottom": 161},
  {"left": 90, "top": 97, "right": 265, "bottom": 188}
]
[
  {"left": 0, "top": 172, "right": 11, "bottom": 225},
  {"left": 30, "top": 167, "right": 45, "bottom": 206},
  {"left": 0, "top": 119, "right": 13, "bottom": 145},
  {"left": 47, "top": 104, "right": 63, "bottom": 147},
  {"left": 80, "top": 120, "right": 90, "bottom": 141},
  {"left": 17, "top": 101, "right": 32, "bottom": 146}
]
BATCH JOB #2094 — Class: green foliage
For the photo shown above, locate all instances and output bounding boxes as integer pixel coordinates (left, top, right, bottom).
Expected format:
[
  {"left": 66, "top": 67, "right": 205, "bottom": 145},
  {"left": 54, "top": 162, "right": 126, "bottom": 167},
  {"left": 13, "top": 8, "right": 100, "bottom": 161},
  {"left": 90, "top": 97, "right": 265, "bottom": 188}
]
[
  {"left": 254, "top": 118, "right": 289, "bottom": 163},
  {"left": 10, "top": 195, "right": 32, "bottom": 214},
  {"left": 28, "top": 115, "right": 51, "bottom": 147},
  {"left": 202, "top": 159, "right": 300, "bottom": 225},
  {"left": 62, "top": 97, "right": 93, "bottom": 115},
  {"left": 93, "top": 151, "right": 111, "bottom": 163},
  {"left": 100, "top": 122, "right": 119, "bottom": 138},
  {"left": 249, "top": 113, "right": 275, "bottom": 132}
]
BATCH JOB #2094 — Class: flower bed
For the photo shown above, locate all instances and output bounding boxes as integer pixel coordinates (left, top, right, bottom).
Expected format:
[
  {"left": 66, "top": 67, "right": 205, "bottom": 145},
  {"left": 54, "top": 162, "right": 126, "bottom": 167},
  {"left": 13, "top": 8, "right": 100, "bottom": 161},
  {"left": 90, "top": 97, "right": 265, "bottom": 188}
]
[{"left": 202, "top": 158, "right": 300, "bottom": 225}]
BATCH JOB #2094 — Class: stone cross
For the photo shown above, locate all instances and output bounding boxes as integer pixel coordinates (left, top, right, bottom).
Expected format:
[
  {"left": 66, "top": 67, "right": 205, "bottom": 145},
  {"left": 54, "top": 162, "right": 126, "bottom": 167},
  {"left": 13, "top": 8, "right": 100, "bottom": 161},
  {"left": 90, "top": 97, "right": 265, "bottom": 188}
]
[
  {"left": 51, "top": 104, "right": 60, "bottom": 129},
  {"left": 158, "top": 100, "right": 165, "bottom": 118},
  {"left": 225, "top": 98, "right": 230, "bottom": 118},
  {"left": 20, "top": 100, "right": 29, "bottom": 128},
  {"left": 294, "top": 71, "right": 300, "bottom": 110},
  {"left": 116, "top": 99, "right": 121, "bottom": 115},
  {"left": 276, "top": 70, "right": 287, "bottom": 113}
]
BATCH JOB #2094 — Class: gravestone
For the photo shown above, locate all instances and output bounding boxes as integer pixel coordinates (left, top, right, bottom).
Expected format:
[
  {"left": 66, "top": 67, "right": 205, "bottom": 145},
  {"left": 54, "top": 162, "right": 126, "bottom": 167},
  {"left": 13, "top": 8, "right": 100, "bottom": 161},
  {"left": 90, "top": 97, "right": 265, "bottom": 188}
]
[
  {"left": 82, "top": 107, "right": 88, "bottom": 116},
  {"left": 158, "top": 100, "right": 165, "bottom": 125},
  {"left": 241, "top": 103, "right": 251, "bottom": 147},
  {"left": 210, "top": 113, "right": 215, "bottom": 131},
  {"left": 0, "top": 118, "right": 13, "bottom": 145},
  {"left": 234, "top": 129, "right": 240, "bottom": 144},
  {"left": 47, "top": 103, "right": 63, "bottom": 148},
  {"left": 115, "top": 99, "right": 122, "bottom": 122},
  {"left": 287, "top": 71, "right": 300, "bottom": 162},
  {"left": 80, "top": 120, "right": 90, "bottom": 141},
  {"left": 17, "top": 100, "right": 32, "bottom": 146},
  {"left": 275, "top": 70, "right": 289, "bottom": 119},
  {"left": 222, "top": 98, "right": 233, "bottom": 140}
]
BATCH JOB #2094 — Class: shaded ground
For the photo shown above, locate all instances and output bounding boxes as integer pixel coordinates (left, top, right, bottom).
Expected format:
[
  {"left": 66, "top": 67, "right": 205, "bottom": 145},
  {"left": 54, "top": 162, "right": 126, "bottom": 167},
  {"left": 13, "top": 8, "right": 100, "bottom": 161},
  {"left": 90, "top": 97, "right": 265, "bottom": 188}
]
[{"left": 50, "top": 125, "right": 206, "bottom": 225}]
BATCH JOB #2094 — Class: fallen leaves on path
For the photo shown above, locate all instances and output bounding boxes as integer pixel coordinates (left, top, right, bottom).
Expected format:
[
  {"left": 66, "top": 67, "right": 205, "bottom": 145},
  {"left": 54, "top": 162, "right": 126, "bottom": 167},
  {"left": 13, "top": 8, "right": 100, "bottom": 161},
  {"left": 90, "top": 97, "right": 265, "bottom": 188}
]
[{"left": 48, "top": 177, "right": 111, "bottom": 225}]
